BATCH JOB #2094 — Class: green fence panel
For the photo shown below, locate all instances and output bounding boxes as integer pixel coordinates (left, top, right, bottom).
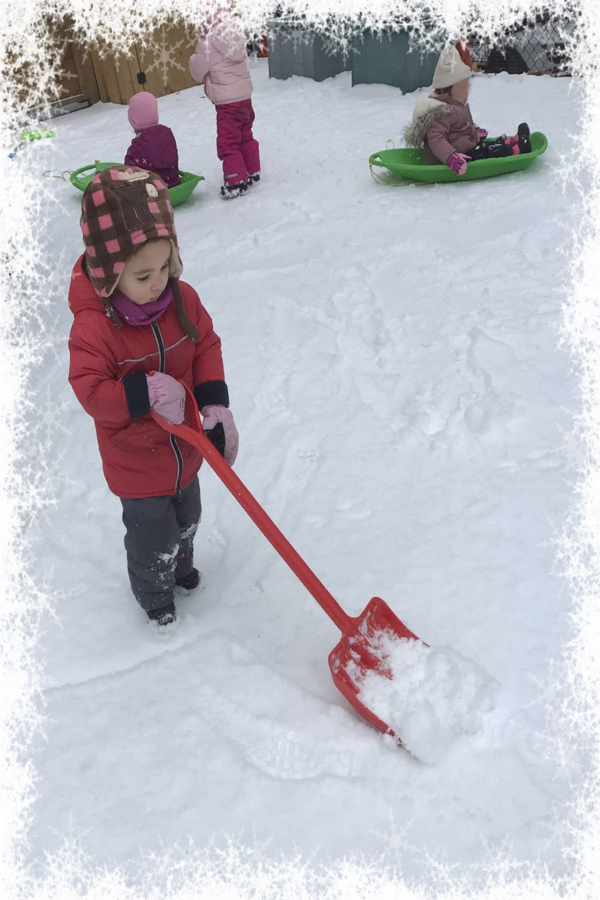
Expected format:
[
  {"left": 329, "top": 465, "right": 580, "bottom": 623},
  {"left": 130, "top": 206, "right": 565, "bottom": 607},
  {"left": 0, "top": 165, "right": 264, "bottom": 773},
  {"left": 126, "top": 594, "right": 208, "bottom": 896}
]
[
  {"left": 267, "top": 20, "right": 351, "bottom": 82},
  {"left": 352, "top": 29, "right": 439, "bottom": 93}
]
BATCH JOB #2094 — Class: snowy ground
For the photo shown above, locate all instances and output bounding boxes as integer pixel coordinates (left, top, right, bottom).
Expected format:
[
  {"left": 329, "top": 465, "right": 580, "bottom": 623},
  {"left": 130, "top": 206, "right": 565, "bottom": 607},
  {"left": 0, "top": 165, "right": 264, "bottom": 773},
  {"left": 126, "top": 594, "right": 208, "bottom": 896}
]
[{"left": 21, "top": 60, "right": 584, "bottom": 886}]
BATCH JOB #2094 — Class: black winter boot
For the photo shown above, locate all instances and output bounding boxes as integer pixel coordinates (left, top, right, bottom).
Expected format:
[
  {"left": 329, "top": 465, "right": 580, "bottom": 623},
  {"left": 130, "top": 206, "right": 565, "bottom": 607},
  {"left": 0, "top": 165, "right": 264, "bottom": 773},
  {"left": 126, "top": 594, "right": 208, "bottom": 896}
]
[
  {"left": 175, "top": 568, "right": 202, "bottom": 592},
  {"left": 221, "top": 181, "right": 248, "bottom": 200},
  {"left": 247, "top": 173, "right": 261, "bottom": 185},
  {"left": 518, "top": 123, "right": 532, "bottom": 155},
  {"left": 147, "top": 603, "right": 177, "bottom": 626}
]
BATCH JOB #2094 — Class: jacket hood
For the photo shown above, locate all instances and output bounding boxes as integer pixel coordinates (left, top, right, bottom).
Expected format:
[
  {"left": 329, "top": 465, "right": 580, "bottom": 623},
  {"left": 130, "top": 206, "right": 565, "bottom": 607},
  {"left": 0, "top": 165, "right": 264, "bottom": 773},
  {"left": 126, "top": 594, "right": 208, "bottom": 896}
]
[
  {"left": 210, "top": 30, "right": 247, "bottom": 62},
  {"left": 200, "top": 3, "right": 247, "bottom": 60},
  {"left": 403, "top": 96, "right": 449, "bottom": 148}
]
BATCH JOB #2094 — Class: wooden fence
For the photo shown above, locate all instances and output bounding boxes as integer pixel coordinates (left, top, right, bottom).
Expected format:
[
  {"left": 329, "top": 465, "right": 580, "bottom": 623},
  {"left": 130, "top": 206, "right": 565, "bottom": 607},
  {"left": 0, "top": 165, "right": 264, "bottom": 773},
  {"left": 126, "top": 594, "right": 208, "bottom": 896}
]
[
  {"left": 18, "top": 17, "right": 201, "bottom": 113},
  {"left": 90, "top": 19, "right": 200, "bottom": 105}
]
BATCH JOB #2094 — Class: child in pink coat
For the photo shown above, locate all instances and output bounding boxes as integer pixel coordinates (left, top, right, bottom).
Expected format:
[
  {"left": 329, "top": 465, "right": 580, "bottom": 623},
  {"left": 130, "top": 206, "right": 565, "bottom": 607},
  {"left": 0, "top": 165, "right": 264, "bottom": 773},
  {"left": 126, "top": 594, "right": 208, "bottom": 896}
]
[
  {"left": 403, "top": 45, "right": 532, "bottom": 176},
  {"left": 189, "top": 4, "right": 260, "bottom": 199},
  {"left": 125, "top": 92, "right": 181, "bottom": 188}
]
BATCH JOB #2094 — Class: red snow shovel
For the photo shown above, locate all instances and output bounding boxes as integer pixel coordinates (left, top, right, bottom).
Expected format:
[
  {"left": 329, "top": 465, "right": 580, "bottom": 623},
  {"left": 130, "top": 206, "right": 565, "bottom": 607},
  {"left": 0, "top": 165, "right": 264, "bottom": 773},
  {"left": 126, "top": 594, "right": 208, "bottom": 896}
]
[{"left": 152, "top": 382, "right": 423, "bottom": 739}]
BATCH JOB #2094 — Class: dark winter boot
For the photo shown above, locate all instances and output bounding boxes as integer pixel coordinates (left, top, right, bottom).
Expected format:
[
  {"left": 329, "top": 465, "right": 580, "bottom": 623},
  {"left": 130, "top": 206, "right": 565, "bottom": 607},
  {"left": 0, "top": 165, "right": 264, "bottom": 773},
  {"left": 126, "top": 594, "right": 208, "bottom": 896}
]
[
  {"left": 147, "top": 602, "right": 177, "bottom": 626},
  {"left": 175, "top": 568, "right": 202, "bottom": 592},
  {"left": 247, "top": 172, "right": 261, "bottom": 185},
  {"left": 221, "top": 181, "right": 248, "bottom": 200},
  {"left": 517, "top": 123, "right": 532, "bottom": 155}
]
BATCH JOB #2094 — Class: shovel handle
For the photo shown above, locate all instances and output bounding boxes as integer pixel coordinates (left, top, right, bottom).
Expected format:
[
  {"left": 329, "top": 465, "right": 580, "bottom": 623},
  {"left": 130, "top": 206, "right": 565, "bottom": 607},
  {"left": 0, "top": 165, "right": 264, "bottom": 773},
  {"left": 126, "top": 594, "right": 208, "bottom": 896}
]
[{"left": 151, "top": 383, "right": 353, "bottom": 634}]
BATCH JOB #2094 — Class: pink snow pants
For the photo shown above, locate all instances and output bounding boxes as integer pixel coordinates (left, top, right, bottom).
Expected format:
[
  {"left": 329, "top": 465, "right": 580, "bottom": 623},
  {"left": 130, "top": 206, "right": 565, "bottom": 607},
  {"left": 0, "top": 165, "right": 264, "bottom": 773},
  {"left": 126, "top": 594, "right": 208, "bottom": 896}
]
[{"left": 216, "top": 99, "right": 260, "bottom": 186}]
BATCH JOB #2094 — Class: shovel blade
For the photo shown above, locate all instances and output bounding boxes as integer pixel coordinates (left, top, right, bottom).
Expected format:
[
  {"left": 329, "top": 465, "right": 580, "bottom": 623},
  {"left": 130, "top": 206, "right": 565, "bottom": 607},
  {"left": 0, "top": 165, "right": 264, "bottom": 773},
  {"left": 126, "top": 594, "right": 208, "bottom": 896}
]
[{"left": 328, "top": 597, "right": 423, "bottom": 736}]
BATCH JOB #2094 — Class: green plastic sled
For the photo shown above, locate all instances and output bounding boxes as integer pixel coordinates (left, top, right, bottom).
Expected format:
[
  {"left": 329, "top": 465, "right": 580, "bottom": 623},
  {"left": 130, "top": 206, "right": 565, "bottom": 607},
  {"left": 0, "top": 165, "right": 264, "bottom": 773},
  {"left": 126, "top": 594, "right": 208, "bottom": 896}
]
[
  {"left": 369, "top": 132, "right": 548, "bottom": 184},
  {"left": 21, "top": 129, "right": 54, "bottom": 141},
  {"left": 70, "top": 162, "right": 204, "bottom": 206}
]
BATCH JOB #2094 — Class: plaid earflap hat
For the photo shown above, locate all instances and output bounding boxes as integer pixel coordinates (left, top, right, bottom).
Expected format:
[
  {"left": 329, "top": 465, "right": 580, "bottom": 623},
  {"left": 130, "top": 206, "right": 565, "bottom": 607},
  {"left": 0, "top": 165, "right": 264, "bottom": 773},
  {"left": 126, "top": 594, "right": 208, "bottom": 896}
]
[{"left": 79, "top": 166, "right": 199, "bottom": 340}]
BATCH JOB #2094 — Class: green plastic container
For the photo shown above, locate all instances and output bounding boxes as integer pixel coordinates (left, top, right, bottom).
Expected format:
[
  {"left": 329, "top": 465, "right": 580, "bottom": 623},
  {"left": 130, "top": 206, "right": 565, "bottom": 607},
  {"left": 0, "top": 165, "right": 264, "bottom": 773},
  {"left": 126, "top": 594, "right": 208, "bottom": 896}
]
[
  {"left": 21, "top": 128, "right": 54, "bottom": 141},
  {"left": 352, "top": 29, "right": 439, "bottom": 94},
  {"left": 70, "top": 162, "right": 204, "bottom": 207},
  {"left": 369, "top": 132, "right": 548, "bottom": 183}
]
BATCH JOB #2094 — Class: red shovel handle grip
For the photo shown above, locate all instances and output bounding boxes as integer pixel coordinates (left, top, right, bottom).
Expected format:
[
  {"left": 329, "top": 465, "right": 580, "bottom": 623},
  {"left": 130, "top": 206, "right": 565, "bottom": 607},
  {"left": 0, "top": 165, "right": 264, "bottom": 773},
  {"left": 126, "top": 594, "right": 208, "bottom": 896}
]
[{"left": 151, "top": 382, "right": 353, "bottom": 633}]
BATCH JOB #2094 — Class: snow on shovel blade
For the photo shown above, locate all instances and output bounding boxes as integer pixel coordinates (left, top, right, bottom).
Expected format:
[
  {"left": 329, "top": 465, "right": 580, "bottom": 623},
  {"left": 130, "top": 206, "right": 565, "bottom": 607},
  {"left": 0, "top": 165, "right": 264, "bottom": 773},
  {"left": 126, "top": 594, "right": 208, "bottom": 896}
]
[{"left": 328, "top": 597, "right": 423, "bottom": 737}]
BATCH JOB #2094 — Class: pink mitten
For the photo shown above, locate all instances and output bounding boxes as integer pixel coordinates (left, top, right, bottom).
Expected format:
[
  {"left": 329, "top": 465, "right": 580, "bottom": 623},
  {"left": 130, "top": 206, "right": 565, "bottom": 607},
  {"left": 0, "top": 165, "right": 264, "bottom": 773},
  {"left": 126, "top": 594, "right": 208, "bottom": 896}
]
[
  {"left": 201, "top": 405, "right": 239, "bottom": 466},
  {"left": 146, "top": 372, "right": 186, "bottom": 425},
  {"left": 446, "top": 152, "right": 470, "bottom": 176},
  {"left": 476, "top": 127, "right": 488, "bottom": 140}
]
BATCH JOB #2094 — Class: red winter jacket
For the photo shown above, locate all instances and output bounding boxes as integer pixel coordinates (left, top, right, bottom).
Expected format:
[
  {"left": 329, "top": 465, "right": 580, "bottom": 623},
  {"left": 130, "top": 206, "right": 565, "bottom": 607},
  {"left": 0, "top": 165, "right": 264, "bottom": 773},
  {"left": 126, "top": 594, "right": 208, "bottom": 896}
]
[{"left": 68, "top": 255, "right": 229, "bottom": 499}]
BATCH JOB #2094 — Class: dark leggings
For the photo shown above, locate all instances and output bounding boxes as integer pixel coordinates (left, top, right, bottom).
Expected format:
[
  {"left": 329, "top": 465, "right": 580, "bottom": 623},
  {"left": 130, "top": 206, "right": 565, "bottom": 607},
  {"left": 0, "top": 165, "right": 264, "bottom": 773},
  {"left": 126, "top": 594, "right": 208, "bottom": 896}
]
[{"left": 468, "top": 138, "right": 513, "bottom": 161}]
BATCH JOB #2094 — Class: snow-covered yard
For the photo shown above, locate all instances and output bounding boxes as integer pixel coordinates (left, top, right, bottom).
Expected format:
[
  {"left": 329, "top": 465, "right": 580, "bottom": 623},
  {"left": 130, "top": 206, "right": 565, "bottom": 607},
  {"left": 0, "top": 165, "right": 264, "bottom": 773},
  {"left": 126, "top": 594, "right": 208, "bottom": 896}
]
[{"left": 19, "top": 59, "right": 586, "bottom": 888}]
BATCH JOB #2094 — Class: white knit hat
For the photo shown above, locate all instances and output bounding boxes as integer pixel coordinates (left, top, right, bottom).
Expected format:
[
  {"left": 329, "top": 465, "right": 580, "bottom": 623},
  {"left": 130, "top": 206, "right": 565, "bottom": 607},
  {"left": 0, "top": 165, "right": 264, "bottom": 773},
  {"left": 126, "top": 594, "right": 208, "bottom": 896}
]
[{"left": 432, "top": 45, "right": 472, "bottom": 89}]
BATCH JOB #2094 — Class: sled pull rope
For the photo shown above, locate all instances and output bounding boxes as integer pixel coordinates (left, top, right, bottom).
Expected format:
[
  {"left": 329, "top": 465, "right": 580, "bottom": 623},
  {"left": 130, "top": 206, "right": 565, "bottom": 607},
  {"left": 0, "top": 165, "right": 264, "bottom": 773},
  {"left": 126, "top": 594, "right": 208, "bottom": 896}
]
[
  {"left": 369, "top": 161, "right": 405, "bottom": 186},
  {"left": 369, "top": 159, "right": 417, "bottom": 189},
  {"left": 369, "top": 138, "right": 431, "bottom": 189},
  {"left": 369, "top": 137, "right": 414, "bottom": 187},
  {"left": 43, "top": 170, "right": 73, "bottom": 183}
]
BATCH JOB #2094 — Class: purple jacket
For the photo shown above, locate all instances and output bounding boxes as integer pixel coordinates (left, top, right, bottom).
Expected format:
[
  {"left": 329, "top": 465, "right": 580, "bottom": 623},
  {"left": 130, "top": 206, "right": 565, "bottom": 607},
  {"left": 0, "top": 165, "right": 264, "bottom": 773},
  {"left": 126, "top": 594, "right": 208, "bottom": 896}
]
[
  {"left": 424, "top": 94, "right": 478, "bottom": 165},
  {"left": 124, "top": 124, "right": 180, "bottom": 188}
]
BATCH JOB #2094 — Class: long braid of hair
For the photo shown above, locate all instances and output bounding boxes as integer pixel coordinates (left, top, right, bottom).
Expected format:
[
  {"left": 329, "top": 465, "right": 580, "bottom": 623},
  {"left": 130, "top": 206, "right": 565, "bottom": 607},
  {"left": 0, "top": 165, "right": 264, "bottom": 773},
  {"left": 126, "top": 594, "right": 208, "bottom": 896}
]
[
  {"left": 171, "top": 277, "right": 200, "bottom": 342},
  {"left": 101, "top": 298, "right": 122, "bottom": 329}
]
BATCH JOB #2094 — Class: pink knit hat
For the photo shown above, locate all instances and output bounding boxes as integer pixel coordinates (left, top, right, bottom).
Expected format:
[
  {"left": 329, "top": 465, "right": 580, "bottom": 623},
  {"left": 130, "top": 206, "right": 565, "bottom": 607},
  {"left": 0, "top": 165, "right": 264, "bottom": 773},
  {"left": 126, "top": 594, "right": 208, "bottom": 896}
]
[{"left": 128, "top": 92, "right": 159, "bottom": 131}]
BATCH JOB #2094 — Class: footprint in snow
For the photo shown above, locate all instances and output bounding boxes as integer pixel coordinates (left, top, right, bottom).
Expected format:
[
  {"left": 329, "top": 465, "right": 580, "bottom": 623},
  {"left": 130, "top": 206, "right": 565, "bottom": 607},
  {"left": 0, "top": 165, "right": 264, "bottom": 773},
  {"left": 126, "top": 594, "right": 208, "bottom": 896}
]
[{"left": 243, "top": 726, "right": 364, "bottom": 780}]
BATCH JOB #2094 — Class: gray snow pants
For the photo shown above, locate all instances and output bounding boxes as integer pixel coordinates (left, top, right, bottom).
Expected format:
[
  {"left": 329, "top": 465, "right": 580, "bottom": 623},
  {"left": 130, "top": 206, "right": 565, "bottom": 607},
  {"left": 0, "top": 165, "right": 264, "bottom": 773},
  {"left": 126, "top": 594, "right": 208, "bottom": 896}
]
[{"left": 120, "top": 476, "right": 201, "bottom": 612}]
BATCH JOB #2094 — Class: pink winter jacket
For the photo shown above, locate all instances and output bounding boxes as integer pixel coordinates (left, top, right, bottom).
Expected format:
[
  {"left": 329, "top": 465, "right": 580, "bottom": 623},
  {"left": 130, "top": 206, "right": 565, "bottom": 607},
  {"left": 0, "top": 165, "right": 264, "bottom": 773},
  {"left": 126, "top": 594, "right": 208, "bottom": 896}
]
[
  {"left": 189, "top": 17, "right": 252, "bottom": 106},
  {"left": 424, "top": 94, "right": 478, "bottom": 165},
  {"left": 403, "top": 93, "right": 479, "bottom": 165}
]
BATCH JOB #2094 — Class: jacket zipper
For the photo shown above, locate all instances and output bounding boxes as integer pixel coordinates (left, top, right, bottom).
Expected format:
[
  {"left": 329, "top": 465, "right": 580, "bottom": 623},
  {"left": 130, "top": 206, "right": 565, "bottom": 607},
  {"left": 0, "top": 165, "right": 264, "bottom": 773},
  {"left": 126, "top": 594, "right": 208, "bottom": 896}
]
[
  {"left": 169, "top": 435, "right": 184, "bottom": 500},
  {"left": 151, "top": 321, "right": 183, "bottom": 498},
  {"left": 151, "top": 322, "right": 166, "bottom": 372}
]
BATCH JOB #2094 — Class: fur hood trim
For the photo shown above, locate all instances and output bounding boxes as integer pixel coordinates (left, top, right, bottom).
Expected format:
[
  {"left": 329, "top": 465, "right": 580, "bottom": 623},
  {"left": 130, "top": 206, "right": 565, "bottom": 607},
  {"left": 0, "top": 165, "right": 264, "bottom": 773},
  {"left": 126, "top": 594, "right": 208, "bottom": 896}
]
[{"left": 403, "top": 96, "right": 449, "bottom": 148}]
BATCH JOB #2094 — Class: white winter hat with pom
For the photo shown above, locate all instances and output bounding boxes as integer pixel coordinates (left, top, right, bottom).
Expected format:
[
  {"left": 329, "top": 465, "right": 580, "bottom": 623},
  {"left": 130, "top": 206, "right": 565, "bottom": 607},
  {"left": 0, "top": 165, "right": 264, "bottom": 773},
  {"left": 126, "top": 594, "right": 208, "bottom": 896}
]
[{"left": 432, "top": 45, "right": 472, "bottom": 89}]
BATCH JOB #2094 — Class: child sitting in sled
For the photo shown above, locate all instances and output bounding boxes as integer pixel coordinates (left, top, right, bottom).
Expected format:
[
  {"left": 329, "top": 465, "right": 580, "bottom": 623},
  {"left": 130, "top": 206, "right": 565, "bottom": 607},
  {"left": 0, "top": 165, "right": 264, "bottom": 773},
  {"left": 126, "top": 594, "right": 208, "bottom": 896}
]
[
  {"left": 125, "top": 92, "right": 181, "bottom": 188},
  {"left": 403, "top": 45, "right": 532, "bottom": 176}
]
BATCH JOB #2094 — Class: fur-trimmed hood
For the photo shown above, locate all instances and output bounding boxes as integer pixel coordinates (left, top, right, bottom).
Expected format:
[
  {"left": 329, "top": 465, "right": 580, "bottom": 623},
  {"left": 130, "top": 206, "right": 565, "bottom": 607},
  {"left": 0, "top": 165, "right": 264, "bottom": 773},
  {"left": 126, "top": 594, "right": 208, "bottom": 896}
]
[{"left": 403, "top": 95, "right": 450, "bottom": 148}]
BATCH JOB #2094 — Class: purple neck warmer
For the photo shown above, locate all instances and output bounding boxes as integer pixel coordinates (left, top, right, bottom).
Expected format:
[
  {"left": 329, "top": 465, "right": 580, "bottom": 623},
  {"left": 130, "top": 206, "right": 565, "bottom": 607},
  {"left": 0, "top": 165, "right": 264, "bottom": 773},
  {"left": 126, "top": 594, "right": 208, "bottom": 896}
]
[{"left": 111, "top": 284, "right": 174, "bottom": 325}]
